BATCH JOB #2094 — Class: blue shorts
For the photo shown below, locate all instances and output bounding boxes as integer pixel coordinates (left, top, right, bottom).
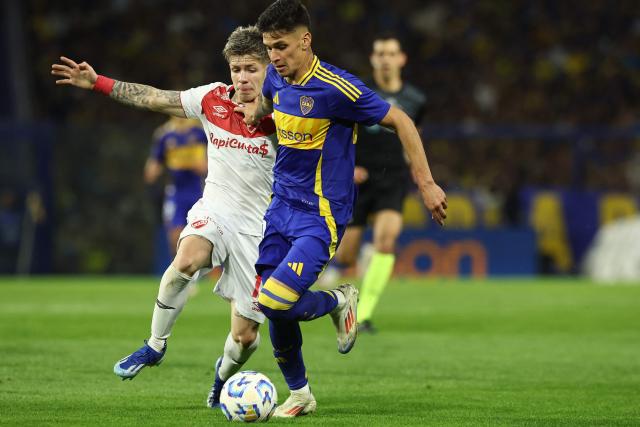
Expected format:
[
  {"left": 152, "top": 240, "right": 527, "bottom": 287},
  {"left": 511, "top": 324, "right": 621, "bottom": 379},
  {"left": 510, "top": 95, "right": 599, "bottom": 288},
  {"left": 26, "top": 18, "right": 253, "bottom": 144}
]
[
  {"left": 256, "top": 196, "right": 346, "bottom": 294},
  {"left": 163, "top": 195, "right": 199, "bottom": 228}
]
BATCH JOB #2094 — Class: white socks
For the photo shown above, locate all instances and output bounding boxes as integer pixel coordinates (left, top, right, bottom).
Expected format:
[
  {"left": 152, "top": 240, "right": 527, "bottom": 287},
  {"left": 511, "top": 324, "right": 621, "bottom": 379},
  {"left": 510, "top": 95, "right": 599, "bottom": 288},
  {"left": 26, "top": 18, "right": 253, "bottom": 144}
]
[
  {"left": 218, "top": 332, "right": 261, "bottom": 381},
  {"left": 292, "top": 383, "right": 311, "bottom": 395},
  {"left": 148, "top": 265, "right": 193, "bottom": 352},
  {"left": 334, "top": 288, "right": 347, "bottom": 309}
]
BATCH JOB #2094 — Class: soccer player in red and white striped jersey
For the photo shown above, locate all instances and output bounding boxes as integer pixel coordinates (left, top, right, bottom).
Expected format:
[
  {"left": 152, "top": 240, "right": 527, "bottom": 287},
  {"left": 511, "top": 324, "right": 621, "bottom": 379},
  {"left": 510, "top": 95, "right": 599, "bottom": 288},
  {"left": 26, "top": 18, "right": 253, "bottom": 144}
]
[{"left": 52, "top": 26, "right": 276, "bottom": 408}]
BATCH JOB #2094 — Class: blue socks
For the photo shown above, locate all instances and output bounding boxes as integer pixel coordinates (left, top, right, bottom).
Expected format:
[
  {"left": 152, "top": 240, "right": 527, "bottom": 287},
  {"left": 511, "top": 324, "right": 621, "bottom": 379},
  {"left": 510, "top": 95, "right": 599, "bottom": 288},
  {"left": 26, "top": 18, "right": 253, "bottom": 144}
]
[{"left": 265, "top": 290, "right": 339, "bottom": 390}]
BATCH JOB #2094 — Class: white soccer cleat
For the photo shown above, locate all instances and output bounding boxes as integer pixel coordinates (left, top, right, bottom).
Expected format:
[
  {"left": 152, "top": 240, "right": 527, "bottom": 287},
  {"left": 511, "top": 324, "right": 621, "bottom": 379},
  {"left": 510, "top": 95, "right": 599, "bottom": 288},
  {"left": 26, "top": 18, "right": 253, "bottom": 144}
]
[
  {"left": 273, "top": 389, "right": 317, "bottom": 418},
  {"left": 330, "top": 284, "right": 359, "bottom": 354}
]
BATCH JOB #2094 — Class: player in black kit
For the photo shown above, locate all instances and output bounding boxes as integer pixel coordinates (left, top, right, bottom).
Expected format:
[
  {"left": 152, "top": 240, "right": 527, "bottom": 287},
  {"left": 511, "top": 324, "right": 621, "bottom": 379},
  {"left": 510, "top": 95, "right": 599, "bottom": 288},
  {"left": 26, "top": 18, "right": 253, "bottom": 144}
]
[{"left": 326, "top": 34, "right": 426, "bottom": 333}]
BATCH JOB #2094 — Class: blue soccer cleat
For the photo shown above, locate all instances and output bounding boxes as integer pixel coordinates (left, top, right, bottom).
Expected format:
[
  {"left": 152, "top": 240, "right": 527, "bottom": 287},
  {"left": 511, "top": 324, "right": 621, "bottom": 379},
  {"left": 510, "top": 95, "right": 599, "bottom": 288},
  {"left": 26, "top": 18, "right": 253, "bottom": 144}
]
[
  {"left": 113, "top": 340, "right": 166, "bottom": 380},
  {"left": 206, "top": 356, "right": 225, "bottom": 408}
]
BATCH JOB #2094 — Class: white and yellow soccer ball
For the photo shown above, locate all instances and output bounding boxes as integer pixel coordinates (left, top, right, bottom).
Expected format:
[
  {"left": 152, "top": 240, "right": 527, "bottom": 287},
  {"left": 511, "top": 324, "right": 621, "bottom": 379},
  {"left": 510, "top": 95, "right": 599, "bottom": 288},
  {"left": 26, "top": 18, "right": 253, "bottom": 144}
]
[{"left": 220, "top": 371, "right": 278, "bottom": 422}]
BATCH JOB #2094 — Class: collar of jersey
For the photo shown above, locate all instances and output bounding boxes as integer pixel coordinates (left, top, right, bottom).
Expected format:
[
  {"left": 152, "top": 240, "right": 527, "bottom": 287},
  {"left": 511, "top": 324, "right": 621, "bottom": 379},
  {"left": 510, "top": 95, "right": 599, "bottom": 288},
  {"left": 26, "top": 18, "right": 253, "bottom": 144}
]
[{"left": 288, "top": 55, "right": 320, "bottom": 86}]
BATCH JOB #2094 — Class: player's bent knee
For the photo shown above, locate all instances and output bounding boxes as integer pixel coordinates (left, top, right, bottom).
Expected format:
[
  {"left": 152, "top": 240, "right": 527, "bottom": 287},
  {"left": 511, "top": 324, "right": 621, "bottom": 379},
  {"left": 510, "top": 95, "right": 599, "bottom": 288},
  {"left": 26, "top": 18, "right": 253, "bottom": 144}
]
[
  {"left": 231, "top": 322, "right": 259, "bottom": 347},
  {"left": 232, "top": 330, "right": 259, "bottom": 348},
  {"left": 374, "top": 240, "right": 396, "bottom": 254},
  {"left": 173, "top": 236, "right": 212, "bottom": 275},
  {"left": 172, "top": 254, "right": 204, "bottom": 276},
  {"left": 257, "top": 301, "right": 297, "bottom": 321},
  {"left": 257, "top": 278, "right": 300, "bottom": 321},
  {"left": 375, "top": 228, "right": 401, "bottom": 254}
]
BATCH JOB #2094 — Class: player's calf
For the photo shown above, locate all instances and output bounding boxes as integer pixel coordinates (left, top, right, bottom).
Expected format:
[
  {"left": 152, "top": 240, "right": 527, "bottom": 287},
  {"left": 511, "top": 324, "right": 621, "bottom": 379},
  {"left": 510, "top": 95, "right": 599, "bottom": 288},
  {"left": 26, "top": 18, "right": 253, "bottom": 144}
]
[{"left": 207, "top": 331, "right": 261, "bottom": 408}]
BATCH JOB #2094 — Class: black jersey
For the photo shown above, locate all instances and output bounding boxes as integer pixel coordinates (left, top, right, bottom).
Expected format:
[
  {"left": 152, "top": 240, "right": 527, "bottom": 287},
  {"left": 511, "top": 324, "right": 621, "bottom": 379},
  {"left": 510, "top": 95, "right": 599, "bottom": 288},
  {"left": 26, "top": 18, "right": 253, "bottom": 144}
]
[{"left": 355, "top": 79, "right": 426, "bottom": 175}]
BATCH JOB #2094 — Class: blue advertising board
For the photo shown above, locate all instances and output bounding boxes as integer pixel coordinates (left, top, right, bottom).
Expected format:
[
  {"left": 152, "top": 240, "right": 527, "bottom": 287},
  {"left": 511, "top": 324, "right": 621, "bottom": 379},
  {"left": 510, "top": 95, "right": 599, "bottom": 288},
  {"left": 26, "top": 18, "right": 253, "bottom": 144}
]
[{"left": 390, "top": 228, "right": 536, "bottom": 277}]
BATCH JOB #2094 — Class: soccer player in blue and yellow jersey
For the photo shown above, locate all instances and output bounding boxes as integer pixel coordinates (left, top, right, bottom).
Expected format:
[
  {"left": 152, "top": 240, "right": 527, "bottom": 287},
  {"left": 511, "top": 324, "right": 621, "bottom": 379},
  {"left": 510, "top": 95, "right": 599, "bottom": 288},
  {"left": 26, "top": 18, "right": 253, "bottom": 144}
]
[
  {"left": 145, "top": 117, "right": 207, "bottom": 255},
  {"left": 236, "top": 0, "right": 448, "bottom": 417}
]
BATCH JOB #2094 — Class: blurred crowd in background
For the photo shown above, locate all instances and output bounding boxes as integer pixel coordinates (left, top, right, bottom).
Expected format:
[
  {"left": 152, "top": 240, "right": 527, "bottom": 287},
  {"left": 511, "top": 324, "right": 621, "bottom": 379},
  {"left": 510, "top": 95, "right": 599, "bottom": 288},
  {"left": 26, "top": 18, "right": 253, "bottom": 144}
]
[{"left": 1, "top": 0, "right": 639, "bottom": 273}]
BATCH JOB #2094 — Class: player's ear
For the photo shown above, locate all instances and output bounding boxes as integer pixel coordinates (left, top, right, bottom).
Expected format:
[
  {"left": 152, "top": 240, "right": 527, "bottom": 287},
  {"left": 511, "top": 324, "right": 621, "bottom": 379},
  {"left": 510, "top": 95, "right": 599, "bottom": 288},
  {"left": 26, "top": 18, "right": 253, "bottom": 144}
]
[
  {"left": 301, "top": 31, "right": 312, "bottom": 51},
  {"left": 399, "top": 51, "right": 407, "bottom": 67}
]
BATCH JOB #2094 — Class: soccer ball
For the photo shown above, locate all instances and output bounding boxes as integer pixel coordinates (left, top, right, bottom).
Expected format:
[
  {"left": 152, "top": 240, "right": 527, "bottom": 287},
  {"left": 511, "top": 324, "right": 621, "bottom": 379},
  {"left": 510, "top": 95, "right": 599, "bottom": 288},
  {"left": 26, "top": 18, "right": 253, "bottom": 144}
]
[{"left": 220, "top": 371, "right": 278, "bottom": 422}]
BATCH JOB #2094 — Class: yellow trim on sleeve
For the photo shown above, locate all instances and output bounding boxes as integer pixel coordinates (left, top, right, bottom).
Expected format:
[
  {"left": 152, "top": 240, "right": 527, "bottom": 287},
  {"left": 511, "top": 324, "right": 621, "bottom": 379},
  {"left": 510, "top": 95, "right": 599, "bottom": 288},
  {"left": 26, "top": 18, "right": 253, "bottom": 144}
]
[
  {"left": 316, "top": 66, "right": 362, "bottom": 96},
  {"left": 314, "top": 74, "right": 357, "bottom": 102}
]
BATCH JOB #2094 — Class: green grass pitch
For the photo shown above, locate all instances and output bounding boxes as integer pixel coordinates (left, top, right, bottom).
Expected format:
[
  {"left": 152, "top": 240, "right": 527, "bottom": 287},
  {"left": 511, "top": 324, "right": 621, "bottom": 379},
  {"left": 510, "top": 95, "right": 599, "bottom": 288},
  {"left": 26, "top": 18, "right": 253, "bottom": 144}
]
[{"left": 1, "top": 277, "right": 639, "bottom": 426}]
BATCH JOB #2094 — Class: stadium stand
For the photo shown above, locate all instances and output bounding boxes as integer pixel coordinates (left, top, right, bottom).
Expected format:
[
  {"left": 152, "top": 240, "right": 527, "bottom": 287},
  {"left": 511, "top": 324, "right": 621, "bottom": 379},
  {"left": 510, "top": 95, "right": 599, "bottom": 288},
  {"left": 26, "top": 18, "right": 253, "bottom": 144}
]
[{"left": 3, "top": 0, "right": 638, "bottom": 273}]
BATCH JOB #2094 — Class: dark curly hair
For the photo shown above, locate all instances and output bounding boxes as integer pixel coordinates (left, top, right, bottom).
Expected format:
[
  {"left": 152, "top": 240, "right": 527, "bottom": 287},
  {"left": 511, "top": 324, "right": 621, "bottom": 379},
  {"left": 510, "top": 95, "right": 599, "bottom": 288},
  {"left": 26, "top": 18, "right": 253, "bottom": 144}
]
[{"left": 256, "top": 0, "right": 311, "bottom": 34}]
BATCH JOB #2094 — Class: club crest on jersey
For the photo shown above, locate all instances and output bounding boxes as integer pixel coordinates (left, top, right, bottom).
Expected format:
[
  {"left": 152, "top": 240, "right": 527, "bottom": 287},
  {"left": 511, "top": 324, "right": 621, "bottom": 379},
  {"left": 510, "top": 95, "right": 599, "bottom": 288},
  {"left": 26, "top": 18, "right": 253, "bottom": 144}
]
[{"left": 299, "top": 96, "right": 314, "bottom": 115}]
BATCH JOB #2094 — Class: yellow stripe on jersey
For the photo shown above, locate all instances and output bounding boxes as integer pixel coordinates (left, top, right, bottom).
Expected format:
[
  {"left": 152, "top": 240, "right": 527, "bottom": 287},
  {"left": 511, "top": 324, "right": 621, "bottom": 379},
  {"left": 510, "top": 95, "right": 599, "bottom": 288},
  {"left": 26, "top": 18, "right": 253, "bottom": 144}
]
[
  {"left": 314, "top": 73, "right": 356, "bottom": 102},
  {"left": 317, "top": 66, "right": 362, "bottom": 96},
  {"left": 273, "top": 110, "right": 330, "bottom": 150},
  {"left": 298, "top": 56, "right": 320, "bottom": 86},
  {"left": 316, "top": 66, "right": 362, "bottom": 99},
  {"left": 314, "top": 154, "right": 339, "bottom": 259},
  {"left": 257, "top": 293, "right": 292, "bottom": 310},
  {"left": 316, "top": 66, "right": 362, "bottom": 96},
  {"left": 273, "top": 91, "right": 280, "bottom": 105},
  {"left": 313, "top": 70, "right": 361, "bottom": 102},
  {"left": 165, "top": 145, "right": 206, "bottom": 170}
]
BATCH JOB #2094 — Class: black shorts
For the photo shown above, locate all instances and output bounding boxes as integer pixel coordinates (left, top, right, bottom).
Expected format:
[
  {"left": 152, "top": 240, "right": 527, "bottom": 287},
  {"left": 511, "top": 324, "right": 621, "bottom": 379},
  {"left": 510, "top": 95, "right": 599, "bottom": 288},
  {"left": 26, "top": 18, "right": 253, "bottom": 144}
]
[{"left": 350, "top": 172, "right": 409, "bottom": 227}]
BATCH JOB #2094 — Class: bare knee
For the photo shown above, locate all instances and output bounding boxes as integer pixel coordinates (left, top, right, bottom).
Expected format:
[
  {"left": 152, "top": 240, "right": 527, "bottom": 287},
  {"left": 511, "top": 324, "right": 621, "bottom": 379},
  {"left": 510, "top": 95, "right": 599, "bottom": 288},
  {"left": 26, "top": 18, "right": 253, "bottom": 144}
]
[
  {"left": 335, "top": 228, "right": 363, "bottom": 267},
  {"left": 335, "top": 249, "right": 358, "bottom": 267},
  {"left": 173, "top": 236, "right": 212, "bottom": 276},
  {"left": 231, "top": 329, "right": 259, "bottom": 348},
  {"left": 372, "top": 211, "right": 402, "bottom": 254},
  {"left": 373, "top": 225, "right": 401, "bottom": 254},
  {"left": 173, "top": 252, "right": 208, "bottom": 276},
  {"left": 374, "top": 237, "right": 396, "bottom": 254}
]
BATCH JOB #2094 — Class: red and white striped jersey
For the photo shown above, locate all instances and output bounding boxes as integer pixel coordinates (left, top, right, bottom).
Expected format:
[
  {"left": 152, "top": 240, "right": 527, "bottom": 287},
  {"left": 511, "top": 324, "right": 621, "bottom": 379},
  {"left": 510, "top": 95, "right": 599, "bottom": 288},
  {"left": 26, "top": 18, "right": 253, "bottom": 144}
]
[{"left": 181, "top": 83, "right": 276, "bottom": 235}]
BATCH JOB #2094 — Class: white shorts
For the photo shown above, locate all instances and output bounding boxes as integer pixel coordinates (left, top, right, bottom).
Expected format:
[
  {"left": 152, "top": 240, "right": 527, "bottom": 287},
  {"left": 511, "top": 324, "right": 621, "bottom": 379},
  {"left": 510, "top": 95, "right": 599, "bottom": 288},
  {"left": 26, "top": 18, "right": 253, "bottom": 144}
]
[{"left": 179, "top": 199, "right": 265, "bottom": 324}]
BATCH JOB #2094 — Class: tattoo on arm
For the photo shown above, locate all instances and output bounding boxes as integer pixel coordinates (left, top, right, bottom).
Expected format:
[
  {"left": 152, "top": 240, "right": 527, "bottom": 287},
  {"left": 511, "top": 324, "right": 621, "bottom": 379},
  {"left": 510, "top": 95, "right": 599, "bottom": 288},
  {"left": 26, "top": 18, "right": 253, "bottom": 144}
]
[{"left": 110, "top": 81, "right": 181, "bottom": 112}]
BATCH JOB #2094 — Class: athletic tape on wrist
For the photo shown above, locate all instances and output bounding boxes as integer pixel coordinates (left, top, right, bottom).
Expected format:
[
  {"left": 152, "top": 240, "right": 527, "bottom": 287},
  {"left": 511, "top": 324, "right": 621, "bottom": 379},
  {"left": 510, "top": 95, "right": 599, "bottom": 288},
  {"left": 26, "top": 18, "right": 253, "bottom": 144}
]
[{"left": 93, "top": 75, "right": 115, "bottom": 95}]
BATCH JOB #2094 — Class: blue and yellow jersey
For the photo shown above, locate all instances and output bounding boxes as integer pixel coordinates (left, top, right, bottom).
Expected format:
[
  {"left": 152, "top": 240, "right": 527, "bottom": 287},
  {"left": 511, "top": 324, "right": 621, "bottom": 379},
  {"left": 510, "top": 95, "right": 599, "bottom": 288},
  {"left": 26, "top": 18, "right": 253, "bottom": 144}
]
[
  {"left": 262, "top": 56, "right": 390, "bottom": 225},
  {"left": 151, "top": 124, "right": 207, "bottom": 201}
]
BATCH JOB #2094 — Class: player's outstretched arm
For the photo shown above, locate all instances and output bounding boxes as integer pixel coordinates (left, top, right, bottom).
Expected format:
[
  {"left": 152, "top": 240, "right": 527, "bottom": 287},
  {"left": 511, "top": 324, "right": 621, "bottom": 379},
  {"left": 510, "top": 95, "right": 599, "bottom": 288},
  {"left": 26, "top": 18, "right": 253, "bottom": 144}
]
[
  {"left": 235, "top": 93, "right": 273, "bottom": 125},
  {"left": 379, "top": 105, "right": 447, "bottom": 226},
  {"left": 51, "top": 56, "right": 186, "bottom": 118}
]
